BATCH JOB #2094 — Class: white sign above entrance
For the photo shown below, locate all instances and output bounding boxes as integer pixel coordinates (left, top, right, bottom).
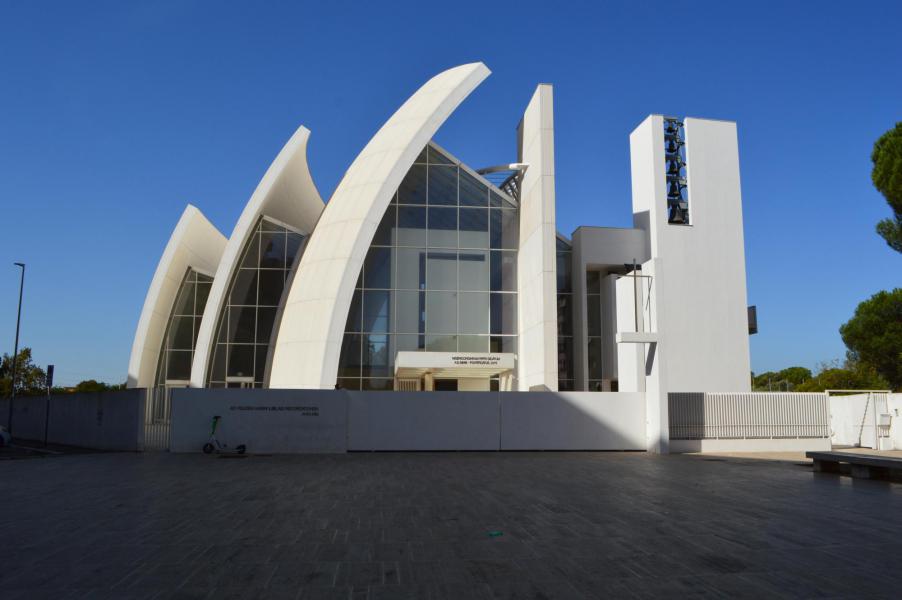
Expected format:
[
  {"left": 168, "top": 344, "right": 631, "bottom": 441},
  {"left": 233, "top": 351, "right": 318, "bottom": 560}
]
[{"left": 394, "top": 351, "right": 516, "bottom": 376}]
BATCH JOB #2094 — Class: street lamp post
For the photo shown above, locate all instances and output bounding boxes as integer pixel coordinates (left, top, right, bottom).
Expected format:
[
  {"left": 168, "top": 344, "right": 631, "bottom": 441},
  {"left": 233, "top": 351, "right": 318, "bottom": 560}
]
[{"left": 8, "top": 262, "right": 25, "bottom": 434}]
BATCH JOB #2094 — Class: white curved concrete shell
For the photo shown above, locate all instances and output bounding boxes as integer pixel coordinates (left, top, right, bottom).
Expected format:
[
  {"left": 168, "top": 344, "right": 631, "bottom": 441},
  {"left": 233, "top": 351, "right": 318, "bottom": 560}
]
[
  {"left": 127, "top": 205, "right": 226, "bottom": 388},
  {"left": 189, "top": 125, "right": 324, "bottom": 387},
  {"left": 269, "top": 62, "right": 491, "bottom": 389}
]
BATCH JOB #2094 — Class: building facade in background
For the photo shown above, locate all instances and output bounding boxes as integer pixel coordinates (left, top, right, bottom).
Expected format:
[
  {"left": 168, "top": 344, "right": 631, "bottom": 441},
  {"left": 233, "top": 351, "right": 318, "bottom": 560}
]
[{"left": 128, "top": 63, "right": 754, "bottom": 423}]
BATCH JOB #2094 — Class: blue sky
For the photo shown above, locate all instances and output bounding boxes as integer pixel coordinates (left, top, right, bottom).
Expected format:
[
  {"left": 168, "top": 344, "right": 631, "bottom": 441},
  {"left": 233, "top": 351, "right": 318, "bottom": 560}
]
[{"left": 1, "top": 1, "right": 899, "bottom": 385}]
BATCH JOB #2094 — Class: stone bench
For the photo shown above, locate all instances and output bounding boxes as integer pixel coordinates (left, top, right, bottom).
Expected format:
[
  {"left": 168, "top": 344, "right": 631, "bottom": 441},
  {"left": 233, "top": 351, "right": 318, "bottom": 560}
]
[{"left": 806, "top": 451, "right": 902, "bottom": 481}]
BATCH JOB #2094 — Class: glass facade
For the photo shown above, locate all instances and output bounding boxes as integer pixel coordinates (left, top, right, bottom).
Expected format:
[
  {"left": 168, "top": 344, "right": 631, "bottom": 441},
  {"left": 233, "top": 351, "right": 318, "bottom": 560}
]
[
  {"left": 556, "top": 237, "right": 574, "bottom": 390},
  {"left": 586, "top": 270, "right": 604, "bottom": 391},
  {"left": 155, "top": 268, "right": 213, "bottom": 387},
  {"left": 208, "top": 217, "right": 305, "bottom": 387},
  {"left": 337, "top": 143, "right": 519, "bottom": 390}
]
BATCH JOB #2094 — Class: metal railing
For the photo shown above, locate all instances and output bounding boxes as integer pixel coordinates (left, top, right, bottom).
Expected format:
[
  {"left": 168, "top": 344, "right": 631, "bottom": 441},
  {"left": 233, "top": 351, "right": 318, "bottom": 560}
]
[
  {"left": 143, "top": 387, "right": 171, "bottom": 451},
  {"left": 669, "top": 392, "right": 830, "bottom": 440}
]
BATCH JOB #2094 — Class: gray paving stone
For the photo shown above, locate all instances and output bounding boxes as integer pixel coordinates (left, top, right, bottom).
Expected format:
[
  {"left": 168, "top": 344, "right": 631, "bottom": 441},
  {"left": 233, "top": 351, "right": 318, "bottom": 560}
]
[{"left": 2, "top": 451, "right": 902, "bottom": 598}]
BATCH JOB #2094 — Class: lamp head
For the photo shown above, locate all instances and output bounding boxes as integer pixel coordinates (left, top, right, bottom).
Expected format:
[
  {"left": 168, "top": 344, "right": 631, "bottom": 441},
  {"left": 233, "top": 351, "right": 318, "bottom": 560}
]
[{"left": 14, "top": 262, "right": 24, "bottom": 267}]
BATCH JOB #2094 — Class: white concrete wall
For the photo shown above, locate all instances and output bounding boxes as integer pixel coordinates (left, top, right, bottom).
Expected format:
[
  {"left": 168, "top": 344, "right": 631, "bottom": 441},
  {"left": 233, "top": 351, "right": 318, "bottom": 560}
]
[
  {"left": 170, "top": 388, "right": 348, "bottom": 453},
  {"left": 270, "top": 63, "right": 490, "bottom": 390},
  {"left": 830, "top": 393, "right": 900, "bottom": 450},
  {"left": 0, "top": 390, "right": 145, "bottom": 451},
  {"left": 516, "top": 84, "right": 558, "bottom": 391},
  {"left": 501, "top": 392, "right": 645, "bottom": 450},
  {"left": 829, "top": 393, "right": 874, "bottom": 447},
  {"left": 348, "top": 391, "right": 500, "bottom": 451},
  {"left": 670, "top": 438, "right": 831, "bottom": 453},
  {"left": 890, "top": 394, "right": 902, "bottom": 450},
  {"left": 163, "top": 389, "right": 649, "bottom": 453},
  {"left": 128, "top": 206, "right": 226, "bottom": 388}
]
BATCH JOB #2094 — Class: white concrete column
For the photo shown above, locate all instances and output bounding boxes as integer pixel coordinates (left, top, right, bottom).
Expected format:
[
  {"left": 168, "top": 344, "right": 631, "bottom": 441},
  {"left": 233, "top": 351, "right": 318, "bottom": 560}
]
[{"left": 516, "top": 84, "right": 558, "bottom": 391}]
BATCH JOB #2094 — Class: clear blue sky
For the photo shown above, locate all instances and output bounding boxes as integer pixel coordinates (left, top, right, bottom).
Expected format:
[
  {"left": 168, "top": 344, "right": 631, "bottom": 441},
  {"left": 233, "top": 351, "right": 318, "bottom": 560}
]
[{"left": 1, "top": 1, "right": 900, "bottom": 385}]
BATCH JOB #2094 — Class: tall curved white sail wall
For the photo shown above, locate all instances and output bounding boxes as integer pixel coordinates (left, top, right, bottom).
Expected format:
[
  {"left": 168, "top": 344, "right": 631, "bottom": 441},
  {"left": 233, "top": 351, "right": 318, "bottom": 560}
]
[
  {"left": 189, "top": 126, "right": 324, "bottom": 387},
  {"left": 269, "top": 63, "right": 491, "bottom": 389},
  {"left": 127, "top": 205, "right": 226, "bottom": 388}
]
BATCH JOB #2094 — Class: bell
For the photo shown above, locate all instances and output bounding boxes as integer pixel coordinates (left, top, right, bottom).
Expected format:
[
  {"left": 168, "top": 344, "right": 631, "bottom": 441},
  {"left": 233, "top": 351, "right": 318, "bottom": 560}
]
[
  {"left": 667, "top": 160, "right": 681, "bottom": 176},
  {"left": 668, "top": 179, "right": 683, "bottom": 197},
  {"left": 666, "top": 138, "right": 681, "bottom": 154},
  {"left": 668, "top": 204, "right": 686, "bottom": 224}
]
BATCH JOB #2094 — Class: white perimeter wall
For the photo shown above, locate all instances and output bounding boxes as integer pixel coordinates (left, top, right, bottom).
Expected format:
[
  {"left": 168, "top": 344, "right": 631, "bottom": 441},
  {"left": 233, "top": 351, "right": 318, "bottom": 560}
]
[
  {"left": 830, "top": 393, "right": 902, "bottom": 450},
  {"left": 168, "top": 389, "right": 648, "bottom": 453},
  {"left": 170, "top": 388, "right": 348, "bottom": 453},
  {"left": 501, "top": 392, "right": 645, "bottom": 450}
]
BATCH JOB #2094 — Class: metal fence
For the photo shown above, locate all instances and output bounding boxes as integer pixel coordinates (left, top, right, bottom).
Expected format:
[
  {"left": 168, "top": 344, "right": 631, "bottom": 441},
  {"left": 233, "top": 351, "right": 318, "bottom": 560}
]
[
  {"left": 143, "top": 387, "right": 171, "bottom": 450},
  {"left": 669, "top": 392, "right": 830, "bottom": 440}
]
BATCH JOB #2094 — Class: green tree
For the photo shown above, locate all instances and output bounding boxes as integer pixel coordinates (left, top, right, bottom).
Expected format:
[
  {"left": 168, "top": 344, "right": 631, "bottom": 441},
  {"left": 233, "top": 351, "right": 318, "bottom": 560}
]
[
  {"left": 871, "top": 122, "right": 902, "bottom": 252},
  {"left": 72, "top": 379, "right": 125, "bottom": 393},
  {"left": 753, "top": 366, "right": 813, "bottom": 391},
  {"left": 795, "top": 359, "right": 889, "bottom": 392},
  {"left": 839, "top": 288, "right": 902, "bottom": 389},
  {"left": 0, "top": 348, "right": 47, "bottom": 396}
]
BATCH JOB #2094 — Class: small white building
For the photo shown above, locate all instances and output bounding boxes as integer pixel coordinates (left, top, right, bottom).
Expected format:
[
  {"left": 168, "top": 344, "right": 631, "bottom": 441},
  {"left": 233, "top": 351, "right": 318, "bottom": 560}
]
[{"left": 128, "top": 63, "right": 755, "bottom": 453}]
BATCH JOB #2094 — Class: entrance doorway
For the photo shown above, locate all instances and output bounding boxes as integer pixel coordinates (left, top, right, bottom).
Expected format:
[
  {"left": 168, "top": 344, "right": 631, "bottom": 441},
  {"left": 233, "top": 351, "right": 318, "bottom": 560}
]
[{"left": 434, "top": 379, "right": 458, "bottom": 391}]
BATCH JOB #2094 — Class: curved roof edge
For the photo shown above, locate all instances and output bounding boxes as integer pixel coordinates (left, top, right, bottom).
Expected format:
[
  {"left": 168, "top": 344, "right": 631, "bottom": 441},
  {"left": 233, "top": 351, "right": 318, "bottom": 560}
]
[
  {"left": 189, "top": 125, "right": 325, "bottom": 387},
  {"left": 269, "top": 62, "right": 491, "bottom": 389},
  {"left": 127, "top": 205, "right": 226, "bottom": 388}
]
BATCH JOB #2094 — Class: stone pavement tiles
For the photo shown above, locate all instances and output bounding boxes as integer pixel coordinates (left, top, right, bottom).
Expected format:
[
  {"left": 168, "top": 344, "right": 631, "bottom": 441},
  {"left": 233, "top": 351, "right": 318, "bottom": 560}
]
[{"left": 1, "top": 451, "right": 901, "bottom": 598}]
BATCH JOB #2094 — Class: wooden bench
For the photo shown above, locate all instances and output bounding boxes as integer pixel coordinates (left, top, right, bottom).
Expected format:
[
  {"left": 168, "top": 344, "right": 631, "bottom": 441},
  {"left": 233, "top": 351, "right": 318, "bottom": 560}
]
[{"left": 806, "top": 451, "right": 902, "bottom": 481}]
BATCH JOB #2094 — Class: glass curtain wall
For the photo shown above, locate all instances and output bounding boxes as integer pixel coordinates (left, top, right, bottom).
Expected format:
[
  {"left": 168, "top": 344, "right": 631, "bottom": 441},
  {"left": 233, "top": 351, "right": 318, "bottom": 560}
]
[
  {"left": 208, "top": 217, "right": 305, "bottom": 387},
  {"left": 556, "top": 237, "right": 574, "bottom": 390},
  {"left": 586, "top": 271, "right": 604, "bottom": 391},
  {"left": 337, "top": 143, "right": 519, "bottom": 390},
  {"left": 155, "top": 268, "right": 213, "bottom": 386}
]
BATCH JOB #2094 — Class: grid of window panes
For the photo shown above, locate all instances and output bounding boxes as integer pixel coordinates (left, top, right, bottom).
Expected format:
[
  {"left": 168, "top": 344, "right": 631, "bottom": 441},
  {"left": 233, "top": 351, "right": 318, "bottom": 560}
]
[
  {"left": 155, "top": 269, "right": 213, "bottom": 386},
  {"left": 207, "top": 217, "right": 305, "bottom": 387},
  {"left": 556, "top": 237, "right": 574, "bottom": 391},
  {"left": 337, "top": 143, "right": 519, "bottom": 391},
  {"left": 586, "top": 271, "right": 604, "bottom": 391}
]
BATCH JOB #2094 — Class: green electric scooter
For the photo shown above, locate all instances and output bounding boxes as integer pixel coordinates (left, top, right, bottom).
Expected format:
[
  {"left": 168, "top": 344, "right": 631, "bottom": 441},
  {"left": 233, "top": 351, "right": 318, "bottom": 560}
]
[{"left": 202, "top": 415, "right": 246, "bottom": 455}]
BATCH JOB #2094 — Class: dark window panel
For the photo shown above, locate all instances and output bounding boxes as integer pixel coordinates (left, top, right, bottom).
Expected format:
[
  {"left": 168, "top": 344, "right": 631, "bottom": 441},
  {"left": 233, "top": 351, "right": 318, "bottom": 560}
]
[
  {"left": 364, "top": 246, "right": 393, "bottom": 289},
  {"left": 227, "top": 345, "right": 255, "bottom": 378},
  {"left": 338, "top": 334, "right": 362, "bottom": 378},
  {"left": 397, "top": 206, "right": 427, "bottom": 247},
  {"left": 165, "top": 350, "right": 192, "bottom": 381},
  {"left": 427, "top": 145, "right": 454, "bottom": 165},
  {"left": 362, "top": 290, "right": 391, "bottom": 333},
  {"left": 260, "top": 231, "right": 288, "bottom": 269},
  {"left": 230, "top": 269, "right": 258, "bottom": 306},
  {"left": 258, "top": 269, "right": 286, "bottom": 306},
  {"left": 256, "top": 307, "right": 277, "bottom": 344},
  {"left": 361, "top": 378, "right": 393, "bottom": 391},
  {"left": 398, "top": 164, "right": 427, "bottom": 205},
  {"left": 229, "top": 306, "right": 256, "bottom": 344},
  {"left": 427, "top": 207, "right": 457, "bottom": 247},
  {"left": 362, "top": 333, "right": 390, "bottom": 377},
  {"left": 587, "top": 295, "right": 601, "bottom": 338},
  {"left": 373, "top": 205, "right": 397, "bottom": 246},
  {"left": 459, "top": 170, "right": 489, "bottom": 207},
  {"left": 345, "top": 289, "right": 363, "bottom": 332},
  {"left": 240, "top": 232, "right": 260, "bottom": 268},
  {"left": 428, "top": 165, "right": 457, "bottom": 206}
]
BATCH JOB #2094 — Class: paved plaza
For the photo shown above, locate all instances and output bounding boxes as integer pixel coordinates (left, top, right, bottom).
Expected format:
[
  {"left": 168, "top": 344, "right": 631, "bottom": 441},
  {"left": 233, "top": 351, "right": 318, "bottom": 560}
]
[{"left": 2, "top": 451, "right": 901, "bottom": 599}]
